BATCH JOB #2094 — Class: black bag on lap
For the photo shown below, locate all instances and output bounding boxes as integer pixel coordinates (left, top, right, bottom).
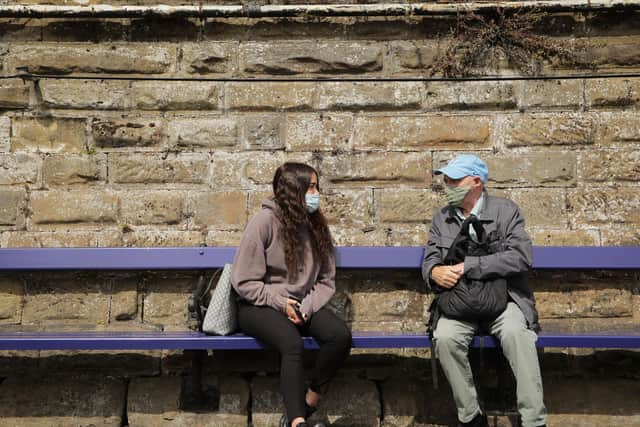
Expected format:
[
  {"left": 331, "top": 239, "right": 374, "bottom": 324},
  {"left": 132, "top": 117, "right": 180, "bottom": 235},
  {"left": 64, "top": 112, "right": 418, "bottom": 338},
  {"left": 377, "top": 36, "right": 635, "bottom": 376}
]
[{"left": 435, "top": 215, "right": 508, "bottom": 321}]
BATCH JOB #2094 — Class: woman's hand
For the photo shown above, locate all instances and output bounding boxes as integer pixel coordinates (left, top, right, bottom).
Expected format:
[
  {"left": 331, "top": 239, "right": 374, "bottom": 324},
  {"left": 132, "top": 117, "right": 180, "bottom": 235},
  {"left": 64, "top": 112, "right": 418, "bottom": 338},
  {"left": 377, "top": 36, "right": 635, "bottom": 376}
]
[{"left": 285, "top": 298, "right": 304, "bottom": 325}]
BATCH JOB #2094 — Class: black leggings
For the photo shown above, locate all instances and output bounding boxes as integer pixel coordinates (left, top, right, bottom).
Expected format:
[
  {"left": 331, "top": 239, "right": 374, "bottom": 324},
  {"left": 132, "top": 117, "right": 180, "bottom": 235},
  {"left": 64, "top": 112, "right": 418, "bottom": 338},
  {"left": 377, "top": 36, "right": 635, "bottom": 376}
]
[{"left": 237, "top": 302, "right": 352, "bottom": 420}]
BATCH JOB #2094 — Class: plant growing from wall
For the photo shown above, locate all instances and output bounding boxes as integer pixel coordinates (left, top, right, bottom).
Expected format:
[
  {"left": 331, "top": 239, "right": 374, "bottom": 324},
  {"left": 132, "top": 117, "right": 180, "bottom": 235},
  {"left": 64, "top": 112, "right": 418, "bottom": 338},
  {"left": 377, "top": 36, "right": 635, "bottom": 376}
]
[{"left": 431, "top": 7, "right": 583, "bottom": 77}]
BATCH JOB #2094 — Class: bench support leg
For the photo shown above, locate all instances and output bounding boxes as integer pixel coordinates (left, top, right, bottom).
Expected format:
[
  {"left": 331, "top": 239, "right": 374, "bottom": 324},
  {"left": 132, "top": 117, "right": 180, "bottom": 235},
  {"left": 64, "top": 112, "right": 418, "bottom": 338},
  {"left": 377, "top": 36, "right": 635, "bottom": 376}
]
[{"left": 182, "top": 349, "right": 207, "bottom": 409}]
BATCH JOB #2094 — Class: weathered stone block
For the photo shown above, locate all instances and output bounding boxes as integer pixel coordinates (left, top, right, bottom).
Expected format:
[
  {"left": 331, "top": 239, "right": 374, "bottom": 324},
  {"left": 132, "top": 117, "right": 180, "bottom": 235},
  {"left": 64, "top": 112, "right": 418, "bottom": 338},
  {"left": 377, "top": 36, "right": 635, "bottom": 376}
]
[
  {"left": 4, "top": 230, "right": 122, "bottom": 248},
  {"left": 0, "top": 375, "right": 125, "bottom": 426},
  {"left": 425, "top": 81, "right": 516, "bottom": 110},
  {"left": 240, "top": 41, "right": 383, "bottom": 75},
  {"left": 544, "top": 377, "right": 640, "bottom": 427},
  {"left": 0, "top": 115, "right": 9, "bottom": 151},
  {"left": 530, "top": 229, "right": 600, "bottom": 246},
  {"left": 181, "top": 42, "right": 236, "bottom": 74},
  {"left": 0, "top": 277, "right": 22, "bottom": 324},
  {"left": 244, "top": 115, "right": 284, "bottom": 150},
  {"left": 518, "top": 79, "right": 582, "bottom": 110},
  {"left": 131, "top": 81, "right": 221, "bottom": 110},
  {"left": 500, "top": 114, "right": 595, "bottom": 147},
  {"left": 329, "top": 226, "right": 389, "bottom": 246},
  {"left": 43, "top": 154, "right": 106, "bottom": 186},
  {"left": 250, "top": 376, "right": 284, "bottom": 427},
  {"left": 109, "top": 153, "right": 208, "bottom": 184},
  {"left": 143, "top": 278, "right": 191, "bottom": 328},
  {"left": 317, "top": 82, "right": 423, "bottom": 110},
  {"left": 601, "top": 226, "right": 640, "bottom": 246},
  {"left": 382, "top": 377, "right": 456, "bottom": 427},
  {"left": 385, "top": 224, "right": 430, "bottom": 247},
  {"left": 375, "top": 189, "right": 441, "bottom": 224},
  {"left": 7, "top": 43, "right": 174, "bottom": 74},
  {"left": 320, "top": 152, "right": 431, "bottom": 187},
  {"left": 189, "top": 191, "right": 248, "bottom": 230},
  {"left": 226, "top": 82, "right": 316, "bottom": 111},
  {"left": 595, "top": 111, "right": 640, "bottom": 147},
  {"left": 110, "top": 277, "right": 139, "bottom": 322},
  {"left": 322, "top": 189, "right": 372, "bottom": 229},
  {"left": 128, "top": 376, "right": 191, "bottom": 426},
  {"left": 11, "top": 117, "right": 86, "bottom": 153},
  {"left": 92, "top": 118, "right": 164, "bottom": 148},
  {"left": 210, "top": 151, "right": 286, "bottom": 189},
  {"left": 568, "top": 188, "right": 640, "bottom": 226},
  {"left": 580, "top": 36, "right": 640, "bottom": 69},
  {"left": 218, "top": 375, "right": 250, "bottom": 415},
  {"left": 205, "top": 230, "right": 244, "bottom": 246},
  {"left": 493, "top": 188, "right": 568, "bottom": 228},
  {"left": 586, "top": 78, "right": 640, "bottom": 108},
  {"left": 481, "top": 152, "right": 576, "bottom": 187},
  {"left": 0, "top": 189, "right": 26, "bottom": 227},
  {"left": 123, "top": 230, "right": 205, "bottom": 247},
  {"left": 38, "top": 349, "right": 161, "bottom": 378},
  {"left": 30, "top": 190, "right": 118, "bottom": 226},
  {"left": 40, "top": 80, "right": 130, "bottom": 109},
  {"left": 22, "top": 277, "right": 110, "bottom": 325},
  {"left": 537, "top": 288, "right": 632, "bottom": 318},
  {"left": 315, "top": 377, "right": 381, "bottom": 426},
  {"left": 579, "top": 150, "right": 640, "bottom": 182},
  {"left": 167, "top": 115, "right": 239, "bottom": 148},
  {"left": 120, "top": 191, "right": 186, "bottom": 226},
  {"left": 285, "top": 113, "right": 353, "bottom": 152},
  {"left": 353, "top": 115, "right": 491, "bottom": 150},
  {"left": 0, "top": 78, "right": 30, "bottom": 108},
  {"left": 348, "top": 270, "right": 426, "bottom": 323},
  {"left": 0, "top": 153, "right": 40, "bottom": 185},
  {"left": 387, "top": 40, "right": 440, "bottom": 74}
]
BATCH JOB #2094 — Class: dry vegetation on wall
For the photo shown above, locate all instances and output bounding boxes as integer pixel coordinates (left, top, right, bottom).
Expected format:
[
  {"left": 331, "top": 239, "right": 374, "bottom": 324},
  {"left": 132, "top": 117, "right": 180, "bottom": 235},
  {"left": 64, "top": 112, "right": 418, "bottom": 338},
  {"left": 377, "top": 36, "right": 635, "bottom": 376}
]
[{"left": 432, "top": 7, "right": 584, "bottom": 77}]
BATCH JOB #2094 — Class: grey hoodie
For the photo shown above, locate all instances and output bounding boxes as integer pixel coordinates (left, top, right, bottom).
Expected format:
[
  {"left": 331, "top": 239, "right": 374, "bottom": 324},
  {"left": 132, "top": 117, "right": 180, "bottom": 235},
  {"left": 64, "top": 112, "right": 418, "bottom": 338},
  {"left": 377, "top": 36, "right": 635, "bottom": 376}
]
[{"left": 231, "top": 199, "right": 336, "bottom": 318}]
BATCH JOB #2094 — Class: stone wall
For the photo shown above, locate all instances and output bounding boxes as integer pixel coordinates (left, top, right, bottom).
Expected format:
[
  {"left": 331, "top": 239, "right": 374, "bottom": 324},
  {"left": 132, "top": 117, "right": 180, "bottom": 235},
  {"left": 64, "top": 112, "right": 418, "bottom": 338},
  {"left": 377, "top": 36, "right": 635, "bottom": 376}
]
[{"left": 1, "top": 3, "right": 640, "bottom": 426}]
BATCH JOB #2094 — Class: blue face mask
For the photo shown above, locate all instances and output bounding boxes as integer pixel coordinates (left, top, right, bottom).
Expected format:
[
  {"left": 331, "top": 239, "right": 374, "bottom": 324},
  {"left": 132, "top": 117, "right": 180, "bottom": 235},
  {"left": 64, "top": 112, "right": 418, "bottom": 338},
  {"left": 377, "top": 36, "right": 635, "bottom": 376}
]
[{"left": 305, "top": 193, "right": 320, "bottom": 213}]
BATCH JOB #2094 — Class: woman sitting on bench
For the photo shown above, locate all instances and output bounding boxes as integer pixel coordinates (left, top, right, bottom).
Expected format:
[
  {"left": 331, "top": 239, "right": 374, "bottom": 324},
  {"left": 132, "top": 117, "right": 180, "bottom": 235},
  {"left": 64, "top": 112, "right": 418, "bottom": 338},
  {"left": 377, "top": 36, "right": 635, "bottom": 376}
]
[{"left": 231, "top": 162, "right": 352, "bottom": 427}]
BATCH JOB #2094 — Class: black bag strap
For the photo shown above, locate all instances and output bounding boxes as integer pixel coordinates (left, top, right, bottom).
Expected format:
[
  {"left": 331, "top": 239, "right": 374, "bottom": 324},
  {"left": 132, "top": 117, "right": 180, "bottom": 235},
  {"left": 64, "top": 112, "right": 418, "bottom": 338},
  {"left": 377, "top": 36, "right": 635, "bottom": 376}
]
[
  {"left": 444, "top": 214, "right": 491, "bottom": 265},
  {"left": 187, "top": 268, "right": 222, "bottom": 331}
]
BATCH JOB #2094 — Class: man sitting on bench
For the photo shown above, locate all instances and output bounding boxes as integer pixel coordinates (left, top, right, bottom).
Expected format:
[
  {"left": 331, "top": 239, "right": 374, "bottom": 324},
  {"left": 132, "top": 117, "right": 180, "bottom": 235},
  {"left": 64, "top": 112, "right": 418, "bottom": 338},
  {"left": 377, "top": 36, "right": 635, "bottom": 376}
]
[{"left": 422, "top": 154, "right": 547, "bottom": 427}]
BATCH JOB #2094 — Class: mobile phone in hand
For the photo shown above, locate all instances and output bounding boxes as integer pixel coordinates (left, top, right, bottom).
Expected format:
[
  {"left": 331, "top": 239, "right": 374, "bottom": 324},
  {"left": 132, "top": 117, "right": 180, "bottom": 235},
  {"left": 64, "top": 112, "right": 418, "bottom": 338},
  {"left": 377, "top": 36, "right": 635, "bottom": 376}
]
[{"left": 293, "top": 302, "right": 304, "bottom": 320}]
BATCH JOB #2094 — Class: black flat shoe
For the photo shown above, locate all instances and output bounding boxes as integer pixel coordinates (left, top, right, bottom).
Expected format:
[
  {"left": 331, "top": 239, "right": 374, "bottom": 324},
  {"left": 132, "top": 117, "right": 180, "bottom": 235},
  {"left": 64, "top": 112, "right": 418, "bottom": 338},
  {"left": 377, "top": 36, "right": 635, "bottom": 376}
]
[
  {"left": 459, "top": 412, "right": 488, "bottom": 427},
  {"left": 279, "top": 414, "right": 290, "bottom": 427}
]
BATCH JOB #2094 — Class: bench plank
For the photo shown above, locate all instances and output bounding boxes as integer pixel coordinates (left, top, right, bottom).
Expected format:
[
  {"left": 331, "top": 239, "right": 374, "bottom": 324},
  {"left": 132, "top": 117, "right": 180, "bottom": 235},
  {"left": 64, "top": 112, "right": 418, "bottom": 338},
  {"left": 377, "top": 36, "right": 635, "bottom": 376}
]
[
  {"left": 1, "top": 246, "right": 640, "bottom": 270},
  {"left": 0, "top": 331, "right": 638, "bottom": 351}
]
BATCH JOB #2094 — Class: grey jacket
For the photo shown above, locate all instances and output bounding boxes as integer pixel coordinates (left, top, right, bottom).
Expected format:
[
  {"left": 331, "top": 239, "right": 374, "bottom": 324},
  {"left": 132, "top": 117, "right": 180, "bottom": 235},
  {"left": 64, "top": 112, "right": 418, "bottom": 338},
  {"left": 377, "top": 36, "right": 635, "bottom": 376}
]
[{"left": 421, "top": 192, "right": 540, "bottom": 331}]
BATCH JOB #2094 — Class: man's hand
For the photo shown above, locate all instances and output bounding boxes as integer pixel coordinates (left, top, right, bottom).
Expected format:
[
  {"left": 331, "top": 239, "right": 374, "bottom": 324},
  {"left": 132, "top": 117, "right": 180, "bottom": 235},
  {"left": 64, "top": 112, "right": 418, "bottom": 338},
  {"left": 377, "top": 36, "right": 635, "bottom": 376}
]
[
  {"left": 285, "top": 298, "right": 304, "bottom": 325},
  {"left": 431, "top": 263, "right": 464, "bottom": 289}
]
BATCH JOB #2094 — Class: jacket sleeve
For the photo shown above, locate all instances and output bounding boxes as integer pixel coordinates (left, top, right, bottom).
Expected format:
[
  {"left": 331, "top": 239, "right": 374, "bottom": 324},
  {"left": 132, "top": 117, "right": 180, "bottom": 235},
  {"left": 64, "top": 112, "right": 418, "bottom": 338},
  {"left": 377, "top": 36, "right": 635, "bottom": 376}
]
[
  {"left": 231, "top": 216, "right": 287, "bottom": 313},
  {"left": 300, "top": 253, "right": 336, "bottom": 317},
  {"left": 422, "top": 212, "right": 445, "bottom": 292},
  {"left": 463, "top": 202, "right": 532, "bottom": 280}
]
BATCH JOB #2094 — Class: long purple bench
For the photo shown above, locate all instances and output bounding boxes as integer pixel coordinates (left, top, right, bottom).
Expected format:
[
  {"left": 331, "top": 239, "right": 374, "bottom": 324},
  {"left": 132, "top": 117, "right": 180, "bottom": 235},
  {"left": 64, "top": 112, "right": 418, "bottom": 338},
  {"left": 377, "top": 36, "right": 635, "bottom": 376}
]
[
  {"left": 2, "top": 246, "right": 640, "bottom": 270},
  {"left": 1, "top": 331, "right": 639, "bottom": 351},
  {"left": 0, "top": 246, "right": 639, "bottom": 351}
]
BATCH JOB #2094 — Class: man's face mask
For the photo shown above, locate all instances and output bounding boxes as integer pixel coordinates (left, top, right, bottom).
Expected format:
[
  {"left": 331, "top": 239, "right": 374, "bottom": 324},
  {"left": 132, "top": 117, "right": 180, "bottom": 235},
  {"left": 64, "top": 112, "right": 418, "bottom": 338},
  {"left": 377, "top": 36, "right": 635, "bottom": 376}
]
[{"left": 444, "top": 185, "right": 471, "bottom": 207}]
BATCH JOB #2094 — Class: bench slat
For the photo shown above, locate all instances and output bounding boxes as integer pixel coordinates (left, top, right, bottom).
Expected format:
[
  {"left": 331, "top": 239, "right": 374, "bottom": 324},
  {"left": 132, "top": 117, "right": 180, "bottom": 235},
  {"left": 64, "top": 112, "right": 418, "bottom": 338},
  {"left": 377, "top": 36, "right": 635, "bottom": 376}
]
[
  {"left": 0, "top": 332, "right": 638, "bottom": 351},
  {"left": 1, "top": 246, "right": 640, "bottom": 270}
]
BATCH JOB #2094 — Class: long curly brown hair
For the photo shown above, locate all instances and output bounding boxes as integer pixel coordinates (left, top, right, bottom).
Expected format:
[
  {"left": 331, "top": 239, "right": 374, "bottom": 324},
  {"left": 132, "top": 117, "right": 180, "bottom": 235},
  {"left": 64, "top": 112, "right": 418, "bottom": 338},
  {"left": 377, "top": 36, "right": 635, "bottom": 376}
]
[{"left": 272, "top": 162, "right": 334, "bottom": 280}]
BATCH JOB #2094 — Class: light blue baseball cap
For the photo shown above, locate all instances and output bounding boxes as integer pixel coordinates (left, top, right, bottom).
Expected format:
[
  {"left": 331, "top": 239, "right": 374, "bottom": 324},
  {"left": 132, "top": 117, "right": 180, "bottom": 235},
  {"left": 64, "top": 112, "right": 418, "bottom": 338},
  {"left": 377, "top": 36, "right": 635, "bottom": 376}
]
[{"left": 434, "top": 154, "right": 489, "bottom": 183}]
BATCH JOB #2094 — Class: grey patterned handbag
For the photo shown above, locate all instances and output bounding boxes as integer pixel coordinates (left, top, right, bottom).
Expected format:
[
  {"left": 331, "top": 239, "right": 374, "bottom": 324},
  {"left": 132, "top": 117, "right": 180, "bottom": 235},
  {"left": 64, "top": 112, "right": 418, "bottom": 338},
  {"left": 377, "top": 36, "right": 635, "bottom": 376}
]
[{"left": 202, "top": 263, "right": 238, "bottom": 336}]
